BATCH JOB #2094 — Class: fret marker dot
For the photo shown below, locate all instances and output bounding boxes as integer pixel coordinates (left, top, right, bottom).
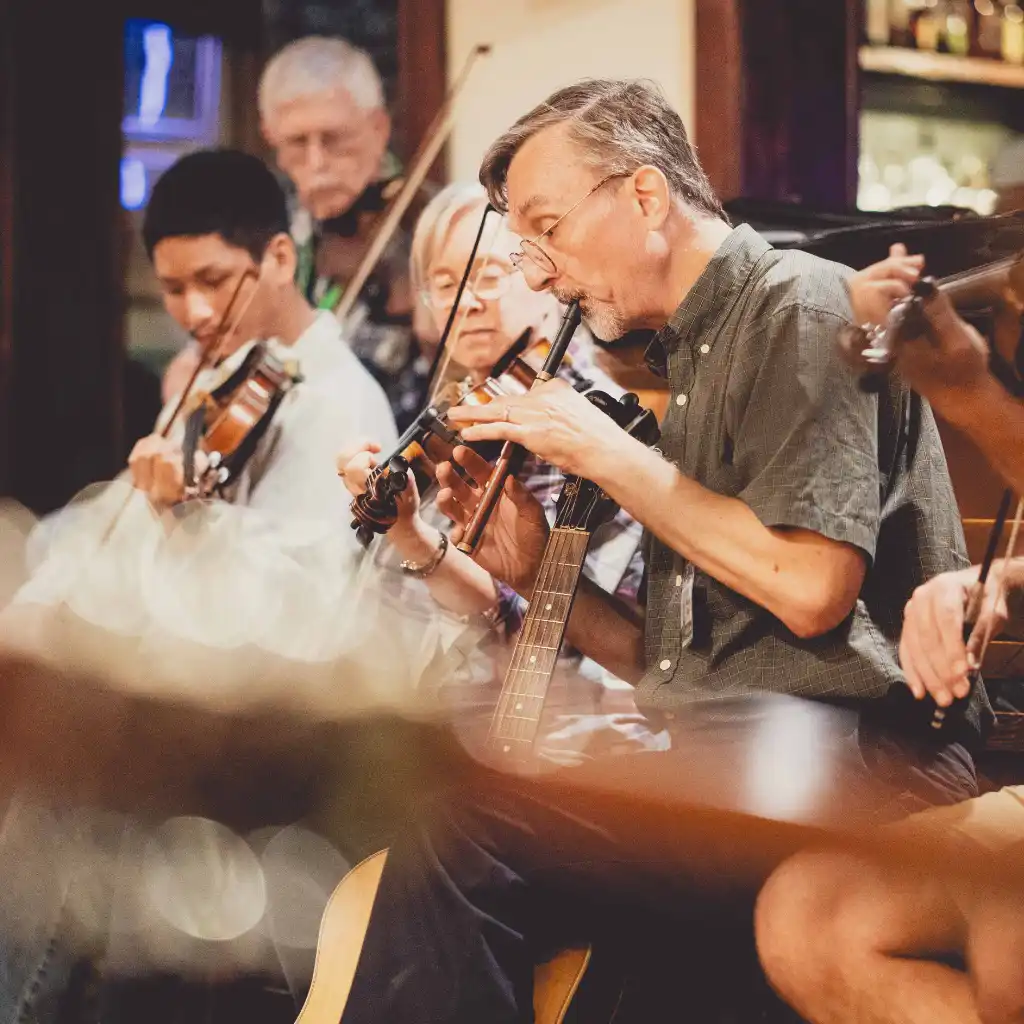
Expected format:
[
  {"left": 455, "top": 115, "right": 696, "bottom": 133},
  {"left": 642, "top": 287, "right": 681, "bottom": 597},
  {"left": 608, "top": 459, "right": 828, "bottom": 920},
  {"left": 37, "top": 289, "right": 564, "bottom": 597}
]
[
  {"left": 545, "top": 603, "right": 552, "bottom": 611},
  {"left": 530, "top": 655, "right": 537, "bottom": 663},
  {"left": 515, "top": 702, "right": 523, "bottom": 711},
  {"left": 503, "top": 744, "right": 511, "bottom": 753}
]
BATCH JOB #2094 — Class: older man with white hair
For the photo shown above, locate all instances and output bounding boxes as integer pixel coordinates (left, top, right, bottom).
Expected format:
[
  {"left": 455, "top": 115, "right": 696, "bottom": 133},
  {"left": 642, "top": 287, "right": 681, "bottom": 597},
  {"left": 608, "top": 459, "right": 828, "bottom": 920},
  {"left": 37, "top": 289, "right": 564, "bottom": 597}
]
[{"left": 260, "top": 35, "right": 433, "bottom": 402}]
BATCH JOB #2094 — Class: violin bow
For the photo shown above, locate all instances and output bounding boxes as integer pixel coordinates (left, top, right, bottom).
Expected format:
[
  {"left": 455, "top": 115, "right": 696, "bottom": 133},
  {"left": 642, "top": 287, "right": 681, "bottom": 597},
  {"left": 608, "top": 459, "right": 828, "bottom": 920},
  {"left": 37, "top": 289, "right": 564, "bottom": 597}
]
[
  {"left": 938, "top": 490, "right": 1024, "bottom": 730},
  {"left": 331, "top": 43, "right": 492, "bottom": 329},
  {"left": 92, "top": 267, "right": 262, "bottom": 548},
  {"left": 425, "top": 206, "right": 506, "bottom": 404},
  {"left": 157, "top": 268, "right": 261, "bottom": 440}
]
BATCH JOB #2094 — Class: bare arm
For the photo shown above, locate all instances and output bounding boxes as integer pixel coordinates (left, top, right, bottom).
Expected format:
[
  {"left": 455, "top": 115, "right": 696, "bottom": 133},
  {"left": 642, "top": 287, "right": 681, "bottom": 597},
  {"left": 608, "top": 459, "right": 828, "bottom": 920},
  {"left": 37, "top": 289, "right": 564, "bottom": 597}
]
[
  {"left": 885, "top": 281, "right": 1024, "bottom": 495},
  {"left": 927, "top": 375, "right": 1024, "bottom": 499},
  {"left": 451, "top": 380, "right": 868, "bottom": 641},
  {"left": 563, "top": 575, "right": 646, "bottom": 684},
  {"left": 589, "top": 437, "right": 867, "bottom": 640}
]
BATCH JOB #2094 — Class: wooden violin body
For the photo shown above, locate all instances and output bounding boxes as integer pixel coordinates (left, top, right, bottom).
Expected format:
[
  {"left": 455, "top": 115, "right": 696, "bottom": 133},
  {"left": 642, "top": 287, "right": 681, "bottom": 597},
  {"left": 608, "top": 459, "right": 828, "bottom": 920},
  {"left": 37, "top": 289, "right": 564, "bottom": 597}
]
[
  {"left": 839, "top": 251, "right": 1024, "bottom": 382},
  {"left": 183, "top": 343, "right": 301, "bottom": 499},
  {"left": 348, "top": 336, "right": 564, "bottom": 545}
]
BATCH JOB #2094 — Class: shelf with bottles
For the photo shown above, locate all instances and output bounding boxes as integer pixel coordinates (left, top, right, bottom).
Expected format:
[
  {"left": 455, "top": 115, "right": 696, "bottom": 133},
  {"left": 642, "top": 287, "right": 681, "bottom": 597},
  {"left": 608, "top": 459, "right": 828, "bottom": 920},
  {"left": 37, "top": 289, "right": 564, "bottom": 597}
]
[
  {"left": 859, "top": 43, "right": 1024, "bottom": 86},
  {"left": 864, "top": 1, "right": 1024, "bottom": 80}
]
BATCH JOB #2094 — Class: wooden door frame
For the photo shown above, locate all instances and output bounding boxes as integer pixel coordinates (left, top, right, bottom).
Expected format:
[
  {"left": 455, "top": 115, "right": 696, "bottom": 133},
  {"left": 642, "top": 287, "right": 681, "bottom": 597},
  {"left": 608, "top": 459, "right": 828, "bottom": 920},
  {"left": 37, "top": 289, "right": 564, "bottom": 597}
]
[
  {"left": 695, "top": 0, "right": 861, "bottom": 211},
  {"left": 397, "top": 0, "right": 448, "bottom": 181}
]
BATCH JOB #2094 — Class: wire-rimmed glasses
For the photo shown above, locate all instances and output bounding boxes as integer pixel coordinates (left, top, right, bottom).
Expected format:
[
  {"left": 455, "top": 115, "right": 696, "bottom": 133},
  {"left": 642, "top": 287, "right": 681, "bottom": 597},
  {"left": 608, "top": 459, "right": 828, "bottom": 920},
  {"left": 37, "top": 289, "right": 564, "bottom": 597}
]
[{"left": 509, "top": 172, "right": 630, "bottom": 277}]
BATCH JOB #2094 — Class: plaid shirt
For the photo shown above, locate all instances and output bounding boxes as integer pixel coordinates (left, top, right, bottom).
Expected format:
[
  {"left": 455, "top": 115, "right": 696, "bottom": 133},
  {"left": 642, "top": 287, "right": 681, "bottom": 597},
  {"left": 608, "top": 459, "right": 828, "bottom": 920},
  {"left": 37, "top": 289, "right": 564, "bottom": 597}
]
[
  {"left": 368, "top": 324, "right": 660, "bottom": 763},
  {"left": 635, "top": 224, "right": 991, "bottom": 743}
]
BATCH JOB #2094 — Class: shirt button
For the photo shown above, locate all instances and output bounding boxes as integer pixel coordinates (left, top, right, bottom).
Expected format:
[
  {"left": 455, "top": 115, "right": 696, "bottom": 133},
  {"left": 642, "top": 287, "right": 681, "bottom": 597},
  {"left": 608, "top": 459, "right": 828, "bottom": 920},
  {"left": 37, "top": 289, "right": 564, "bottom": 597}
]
[
  {"left": 675, "top": 574, "right": 683, "bottom": 587},
  {"left": 699, "top": 344, "right": 710, "bottom": 354},
  {"left": 675, "top": 393, "right": 688, "bottom": 407},
  {"left": 659, "top": 658, "right": 672, "bottom": 671}
]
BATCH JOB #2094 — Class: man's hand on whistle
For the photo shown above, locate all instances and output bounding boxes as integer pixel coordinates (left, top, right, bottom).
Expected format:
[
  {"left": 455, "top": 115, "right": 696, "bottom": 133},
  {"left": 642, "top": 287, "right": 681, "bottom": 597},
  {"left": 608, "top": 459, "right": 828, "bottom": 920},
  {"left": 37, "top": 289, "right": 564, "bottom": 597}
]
[{"left": 445, "top": 378, "right": 647, "bottom": 488}]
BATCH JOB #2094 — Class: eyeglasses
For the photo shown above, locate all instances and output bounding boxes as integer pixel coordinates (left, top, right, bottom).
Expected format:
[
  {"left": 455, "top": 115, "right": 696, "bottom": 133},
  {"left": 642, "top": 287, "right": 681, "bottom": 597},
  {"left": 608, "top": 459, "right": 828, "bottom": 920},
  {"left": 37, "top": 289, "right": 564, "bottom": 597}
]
[
  {"left": 277, "top": 125, "right": 376, "bottom": 167},
  {"left": 509, "top": 172, "right": 630, "bottom": 278},
  {"left": 423, "top": 268, "right": 513, "bottom": 309}
]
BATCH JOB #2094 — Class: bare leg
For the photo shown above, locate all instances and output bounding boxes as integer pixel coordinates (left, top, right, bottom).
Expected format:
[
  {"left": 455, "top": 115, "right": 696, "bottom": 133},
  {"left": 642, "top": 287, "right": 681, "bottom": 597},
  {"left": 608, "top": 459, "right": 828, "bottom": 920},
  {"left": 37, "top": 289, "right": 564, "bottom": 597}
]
[
  {"left": 968, "top": 888, "right": 1024, "bottom": 1024},
  {"left": 756, "top": 849, "right": 977, "bottom": 1024}
]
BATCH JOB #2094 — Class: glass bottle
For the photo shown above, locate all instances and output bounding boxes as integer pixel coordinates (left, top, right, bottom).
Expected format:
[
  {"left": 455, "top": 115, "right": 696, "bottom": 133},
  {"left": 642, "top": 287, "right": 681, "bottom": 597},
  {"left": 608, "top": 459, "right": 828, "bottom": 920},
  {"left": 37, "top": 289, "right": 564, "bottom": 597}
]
[
  {"left": 890, "top": 0, "right": 917, "bottom": 46},
  {"left": 1004, "top": 2, "right": 1024, "bottom": 62},
  {"left": 912, "top": 0, "right": 943, "bottom": 50},
  {"left": 945, "top": 0, "right": 972, "bottom": 52},
  {"left": 974, "top": 0, "right": 1005, "bottom": 57},
  {"left": 867, "top": 0, "right": 893, "bottom": 44}
]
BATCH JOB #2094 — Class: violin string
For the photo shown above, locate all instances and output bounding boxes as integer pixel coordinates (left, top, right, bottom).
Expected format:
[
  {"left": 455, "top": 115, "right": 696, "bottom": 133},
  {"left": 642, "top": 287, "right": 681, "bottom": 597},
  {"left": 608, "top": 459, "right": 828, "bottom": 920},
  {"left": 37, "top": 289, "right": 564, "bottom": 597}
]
[
  {"left": 932, "top": 253, "right": 1019, "bottom": 293},
  {"left": 973, "top": 495, "right": 1024, "bottom": 669},
  {"left": 428, "top": 212, "right": 506, "bottom": 405},
  {"left": 86, "top": 268, "right": 265, "bottom": 562},
  {"left": 332, "top": 45, "right": 491, "bottom": 329},
  {"left": 159, "top": 269, "right": 261, "bottom": 440}
]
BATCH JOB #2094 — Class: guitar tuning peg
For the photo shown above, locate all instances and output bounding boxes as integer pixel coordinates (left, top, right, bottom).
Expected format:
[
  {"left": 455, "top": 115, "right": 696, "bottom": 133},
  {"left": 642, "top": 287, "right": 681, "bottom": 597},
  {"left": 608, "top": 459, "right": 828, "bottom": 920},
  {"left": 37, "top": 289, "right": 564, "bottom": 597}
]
[{"left": 620, "top": 392, "right": 640, "bottom": 409}]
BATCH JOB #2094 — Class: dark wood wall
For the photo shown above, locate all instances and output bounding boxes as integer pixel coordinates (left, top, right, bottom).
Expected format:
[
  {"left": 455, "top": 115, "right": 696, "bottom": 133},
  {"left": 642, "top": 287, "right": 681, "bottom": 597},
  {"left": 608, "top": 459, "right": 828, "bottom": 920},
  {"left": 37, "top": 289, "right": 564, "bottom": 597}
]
[
  {"left": 0, "top": 0, "right": 446, "bottom": 515},
  {"left": 696, "top": 0, "right": 861, "bottom": 211},
  {"left": 0, "top": 0, "right": 126, "bottom": 515}
]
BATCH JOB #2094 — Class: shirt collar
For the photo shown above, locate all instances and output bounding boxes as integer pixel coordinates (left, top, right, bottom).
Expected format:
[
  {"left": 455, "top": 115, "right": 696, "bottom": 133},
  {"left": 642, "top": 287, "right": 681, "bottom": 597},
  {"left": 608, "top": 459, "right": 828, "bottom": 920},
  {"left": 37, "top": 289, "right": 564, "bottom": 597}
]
[
  {"left": 280, "top": 310, "right": 344, "bottom": 380},
  {"left": 646, "top": 224, "right": 772, "bottom": 372}
]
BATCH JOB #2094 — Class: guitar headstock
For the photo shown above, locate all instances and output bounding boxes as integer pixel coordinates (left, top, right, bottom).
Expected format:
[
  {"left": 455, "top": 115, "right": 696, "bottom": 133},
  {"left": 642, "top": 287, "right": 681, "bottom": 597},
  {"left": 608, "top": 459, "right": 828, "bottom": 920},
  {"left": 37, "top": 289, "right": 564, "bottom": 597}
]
[{"left": 553, "top": 391, "right": 660, "bottom": 532}]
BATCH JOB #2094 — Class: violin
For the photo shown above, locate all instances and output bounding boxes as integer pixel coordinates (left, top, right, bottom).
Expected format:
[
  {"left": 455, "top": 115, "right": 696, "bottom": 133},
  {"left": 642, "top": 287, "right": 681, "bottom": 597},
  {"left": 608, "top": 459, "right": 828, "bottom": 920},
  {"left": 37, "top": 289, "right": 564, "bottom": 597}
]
[
  {"left": 330, "top": 46, "right": 491, "bottom": 330},
  {"left": 348, "top": 334, "right": 568, "bottom": 546},
  {"left": 180, "top": 342, "right": 302, "bottom": 500},
  {"left": 838, "top": 251, "right": 1024, "bottom": 387}
]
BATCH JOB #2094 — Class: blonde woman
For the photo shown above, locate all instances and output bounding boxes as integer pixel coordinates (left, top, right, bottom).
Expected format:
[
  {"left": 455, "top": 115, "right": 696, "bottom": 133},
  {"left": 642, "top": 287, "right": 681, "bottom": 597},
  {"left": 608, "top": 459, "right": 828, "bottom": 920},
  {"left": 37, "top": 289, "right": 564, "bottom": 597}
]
[{"left": 338, "top": 182, "right": 664, "bottom": 763}]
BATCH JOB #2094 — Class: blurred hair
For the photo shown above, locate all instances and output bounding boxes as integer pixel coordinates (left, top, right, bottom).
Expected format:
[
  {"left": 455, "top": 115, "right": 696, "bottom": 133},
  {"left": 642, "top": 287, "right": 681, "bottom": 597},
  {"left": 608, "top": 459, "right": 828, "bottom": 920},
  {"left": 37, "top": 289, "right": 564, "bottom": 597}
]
[
  {"left": 410, "top": 182, "right": 492, "bottom": 297},
  {"left": 142, "top": 149, "right": 290, "bottom": 261},
  {"left": 259, "top": 36, "right": 384, "bottom": 120},
  {"left": 480, "top": 78, "right": 725, "bottom": 222}
]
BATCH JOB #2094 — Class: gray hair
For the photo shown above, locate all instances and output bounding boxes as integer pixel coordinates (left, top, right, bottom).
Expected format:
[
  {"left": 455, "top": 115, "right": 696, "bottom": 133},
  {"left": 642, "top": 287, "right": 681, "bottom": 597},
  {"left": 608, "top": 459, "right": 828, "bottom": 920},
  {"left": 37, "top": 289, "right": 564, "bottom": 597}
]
[
  {"left": 258, "top": 36, "right": 384, "bottom": 121},
  {"left": 480, "top": 79, "right": 725, "bottom": 222},
  {"left": 409, "top": 182, "right": 491, "bottom": 298}
]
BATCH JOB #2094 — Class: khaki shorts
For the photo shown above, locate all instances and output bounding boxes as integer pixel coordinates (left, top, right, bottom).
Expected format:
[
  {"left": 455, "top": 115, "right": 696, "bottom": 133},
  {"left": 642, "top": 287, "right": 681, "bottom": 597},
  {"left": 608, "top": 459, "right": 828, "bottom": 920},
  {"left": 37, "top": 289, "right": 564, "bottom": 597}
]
[{"left": 901, "top": 786, "right": 1024, "bottom": 855}]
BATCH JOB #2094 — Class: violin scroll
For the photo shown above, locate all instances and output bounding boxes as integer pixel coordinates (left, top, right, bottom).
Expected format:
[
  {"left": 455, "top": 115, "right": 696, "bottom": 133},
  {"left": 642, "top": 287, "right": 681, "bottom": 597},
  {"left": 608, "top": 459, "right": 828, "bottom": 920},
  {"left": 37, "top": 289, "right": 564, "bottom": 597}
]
[
  {"left": 351, "top": 455, "right": 413, "bottom": 547},
  {"left": 838, "top": 276, "right": 939, "bottom": 391}
]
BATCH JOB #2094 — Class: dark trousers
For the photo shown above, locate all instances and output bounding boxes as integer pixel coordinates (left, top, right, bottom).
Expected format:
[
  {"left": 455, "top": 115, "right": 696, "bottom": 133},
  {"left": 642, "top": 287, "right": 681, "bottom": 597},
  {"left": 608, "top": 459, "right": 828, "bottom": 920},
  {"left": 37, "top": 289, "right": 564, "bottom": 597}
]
[{"left": 341, "top": 700, "right": 978, "bottom": 1024}]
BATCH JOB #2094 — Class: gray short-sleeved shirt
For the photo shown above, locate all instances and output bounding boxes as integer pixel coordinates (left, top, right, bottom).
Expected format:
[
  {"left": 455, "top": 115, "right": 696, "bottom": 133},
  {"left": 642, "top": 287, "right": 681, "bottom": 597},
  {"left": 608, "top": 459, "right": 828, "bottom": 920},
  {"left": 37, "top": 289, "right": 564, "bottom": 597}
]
[{"left": 634, "top": 224, "right": 990, "bottom": 740}]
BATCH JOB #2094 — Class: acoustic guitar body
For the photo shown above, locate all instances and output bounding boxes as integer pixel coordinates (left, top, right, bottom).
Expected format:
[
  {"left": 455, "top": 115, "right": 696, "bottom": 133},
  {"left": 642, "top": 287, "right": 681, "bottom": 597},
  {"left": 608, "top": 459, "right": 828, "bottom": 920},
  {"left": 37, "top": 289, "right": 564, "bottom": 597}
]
[{"left": 296, "top": 848, "right": 607, "bottom": 1024}]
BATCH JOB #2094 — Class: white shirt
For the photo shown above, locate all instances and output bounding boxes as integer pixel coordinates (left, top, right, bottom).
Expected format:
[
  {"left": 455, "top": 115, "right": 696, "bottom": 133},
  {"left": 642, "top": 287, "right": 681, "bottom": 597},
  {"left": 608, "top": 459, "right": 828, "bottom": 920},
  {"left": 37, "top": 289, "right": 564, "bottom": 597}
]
[
  {"left": 160, "top": 310, "right": 398, "bottom": 533},
  {"left": 9, "top": 313, "right": 399, "bottom": 655}
]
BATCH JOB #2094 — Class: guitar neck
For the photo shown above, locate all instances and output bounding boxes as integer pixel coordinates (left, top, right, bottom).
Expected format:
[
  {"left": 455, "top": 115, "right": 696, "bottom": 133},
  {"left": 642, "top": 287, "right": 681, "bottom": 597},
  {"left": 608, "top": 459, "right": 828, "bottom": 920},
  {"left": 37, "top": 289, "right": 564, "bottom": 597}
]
[{"left": 486, "top": 526, "right": 592, "bottom": 764}]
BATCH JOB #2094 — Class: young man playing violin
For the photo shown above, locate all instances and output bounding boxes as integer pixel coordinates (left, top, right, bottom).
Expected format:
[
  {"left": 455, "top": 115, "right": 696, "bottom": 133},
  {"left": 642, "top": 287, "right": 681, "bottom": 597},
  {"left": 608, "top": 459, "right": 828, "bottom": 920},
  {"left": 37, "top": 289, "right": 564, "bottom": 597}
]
[
  {"left": 331, "top": 79, "right": 987, "bottom": 1024},
  {"left": 128, "top": 148, "right": 396, "bottom": 524},
  {"left": 0, "top": 148, "right": 399, "bottom": 1024},
  {"left": 338, "top": 180, "right": 664, "bottom": 766},
  {"left": 162, "top": 36, "right": 430, "bottom": 408},
  {"left": 757, "top": 275, "right": 1024, "bottom": 1024}
]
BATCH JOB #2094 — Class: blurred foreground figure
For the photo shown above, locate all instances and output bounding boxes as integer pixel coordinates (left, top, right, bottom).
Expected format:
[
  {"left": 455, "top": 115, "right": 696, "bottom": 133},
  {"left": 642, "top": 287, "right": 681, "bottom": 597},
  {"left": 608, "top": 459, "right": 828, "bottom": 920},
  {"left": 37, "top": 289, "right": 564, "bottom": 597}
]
[
  {"left": 322, "top": 79, "right": 983, "bottom": 1024},
  {"left": 0, "top": 149, "right": 406, "bottom": 1024},
  {"left": 757, "top": 262, "right": 1024, "bottom": 1023}
]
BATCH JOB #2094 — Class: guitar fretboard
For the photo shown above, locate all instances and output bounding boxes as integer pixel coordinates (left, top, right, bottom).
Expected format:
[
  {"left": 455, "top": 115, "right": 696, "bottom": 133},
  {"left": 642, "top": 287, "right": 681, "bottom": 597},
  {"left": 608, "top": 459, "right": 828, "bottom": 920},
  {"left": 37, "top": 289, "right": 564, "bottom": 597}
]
[{"left": 486, "top": 526, "right": 591, "bottom": 764}]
